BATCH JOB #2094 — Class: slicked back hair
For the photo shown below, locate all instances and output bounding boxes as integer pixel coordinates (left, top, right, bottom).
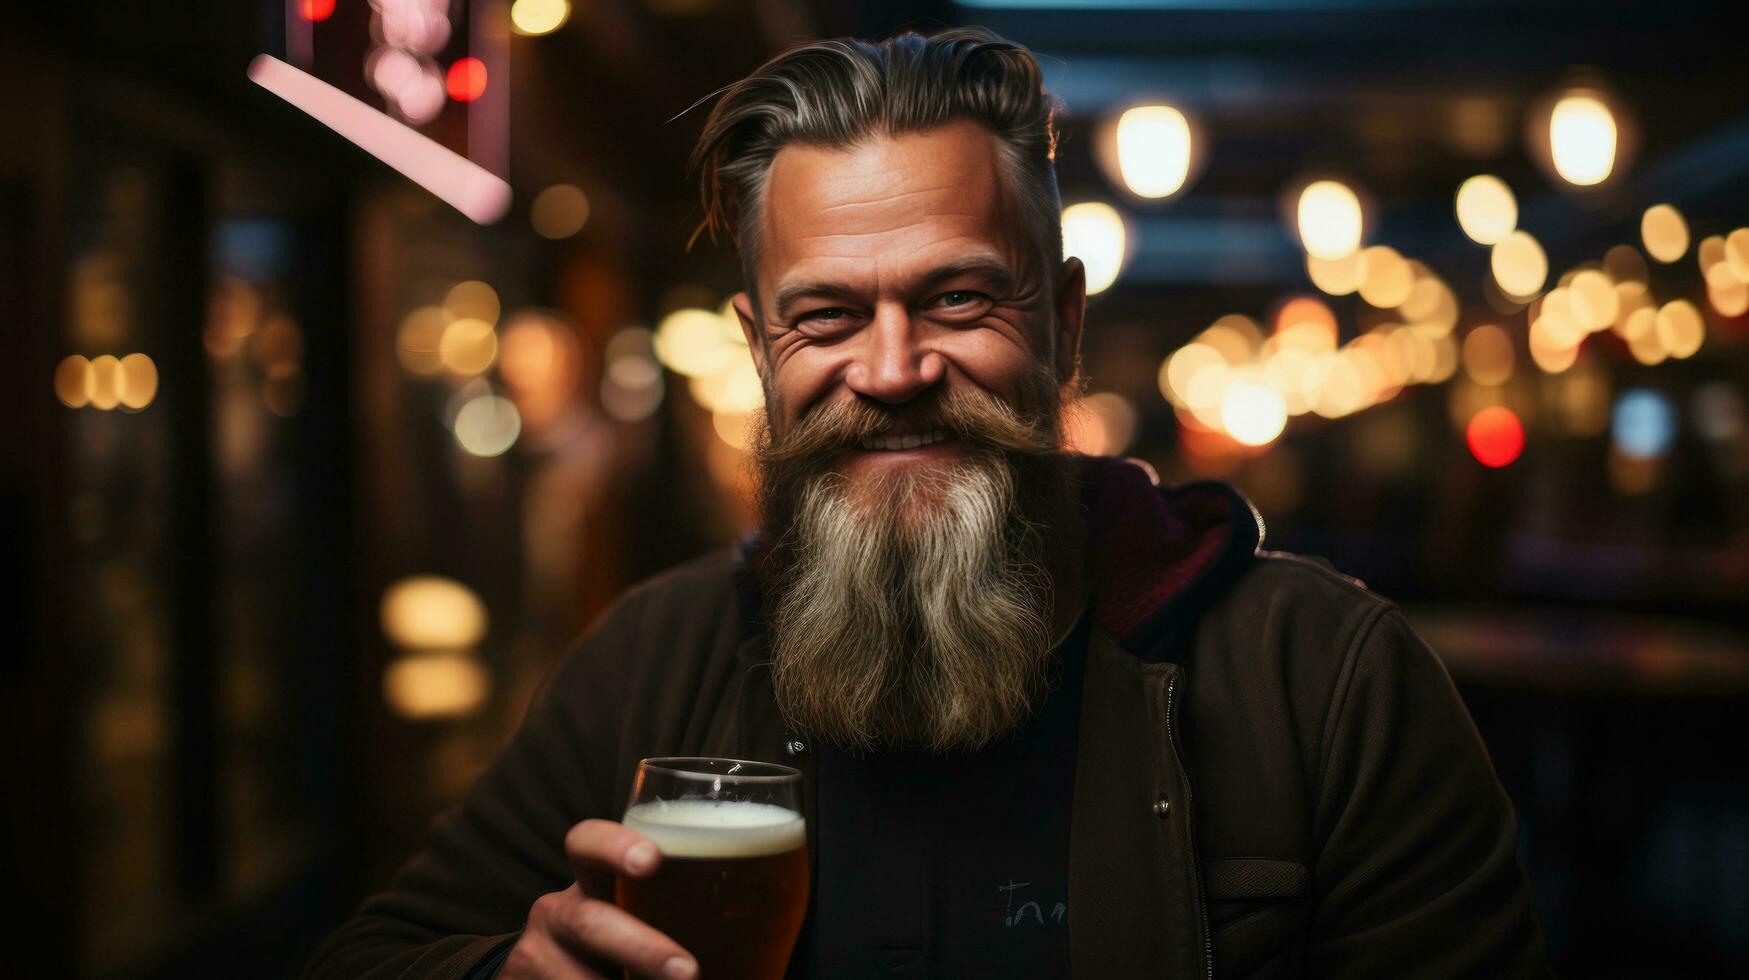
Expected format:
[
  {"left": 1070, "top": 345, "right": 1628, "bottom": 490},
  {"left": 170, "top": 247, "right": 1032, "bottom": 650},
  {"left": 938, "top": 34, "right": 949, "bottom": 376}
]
[{"left": 688, "top": 26, "right": 1065, "bottom": 314}]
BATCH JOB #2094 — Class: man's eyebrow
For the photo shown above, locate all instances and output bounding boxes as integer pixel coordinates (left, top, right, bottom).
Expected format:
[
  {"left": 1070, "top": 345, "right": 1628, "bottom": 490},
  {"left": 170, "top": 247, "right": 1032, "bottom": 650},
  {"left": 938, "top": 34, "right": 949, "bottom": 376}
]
[{"left": 769, "top": 255, "right": 1017, "bottom": 322}]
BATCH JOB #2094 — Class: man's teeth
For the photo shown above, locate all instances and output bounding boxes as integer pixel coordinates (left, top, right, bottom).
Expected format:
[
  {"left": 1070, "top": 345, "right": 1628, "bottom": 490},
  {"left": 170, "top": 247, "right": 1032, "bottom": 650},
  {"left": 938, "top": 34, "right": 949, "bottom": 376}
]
[{"left": 857, "top": 431, "right": 949, "bottom": 451}]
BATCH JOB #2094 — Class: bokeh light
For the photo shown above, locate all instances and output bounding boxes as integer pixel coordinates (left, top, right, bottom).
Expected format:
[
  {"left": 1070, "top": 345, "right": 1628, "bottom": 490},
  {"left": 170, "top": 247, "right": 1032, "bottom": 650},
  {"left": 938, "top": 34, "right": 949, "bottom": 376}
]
[
  {"left": 443, "top": 280, "right": 501, "bottom": 326},
  {"left": 396, "top": 305, "right": 448, "bottom": 376},
  {"left": 1466, "top": 406, "right": 1525, "bottom": 467},
  {"left": 1640, "top": 204, "right": 1690, "bottom": 263},
  {"left": 452, "top": 394, "right": 522, "bottom": 457},
  {"left": 438, "top": 317, "right": 499, "bottom": 375},
  {"left": 510, "top": 0, "right": 571, "bottom": 35},
  {"left": 446, "top": 57, "right": 488, "bottom": 104},
  {"left": 1454, "top": 175, "right": 1517, "bottom": 245},
  {"left": 1725, "top": 228, "right": 1749, "bottom": 282},
  {"left": 1548, "top": 93, "right": 1617, "bottom": 186},
  {"left": 300, "top": 0, "right": 336, "bottom": 22},
  {"left": 601, "top": 327, "right": 666, "bottom": 422},
  {"left": 1357, "top": 245, "right": 1413, "bottom": 309},
  {"left": 1061, "top": 202, "right": 1128, "bottom": 295},
  {"left": 530, "top": 184, "right": 590, "bottom": 240},
  {"left": 384, "top": 654, "right": 490, "bottom": 720},
  {"left": 1306, "top": 250, "right": 1364, "bottom": 296},
  {"left": 654, "top": 307, "right": 738, "bottom": 378},
  {"left": 1491, "top": 230, "right": 1548, "bottom": 298},
  {"left": 1296, "top": 180, "right": 1364, "bottom": 260},
  {"left": 55, "top": 355, "right": 90, "bottom": 408},
  {"left": 1654, "top": 300, "right": 1705, "bottom": 359},
  {"left": 1461, "top": 324, "right": 1514, "bottom": 386},
  {"left": 87, "top": 354, "right": 121, "bottom": 410},
  {"left": 380, "top": 575, "right": 489, "bottom": 650},
  {"left": 1221, "top": 379, "right": 1288, "bottom": 447},
  {"left": 1114, "top": 105, "right": 1192, "bottom": 199},
  {"left": 1612, "top": 388, "right": 1677, "bottom": 460},
  {"left": 118, "top": 353, "right": 158, "bottom": 411}
]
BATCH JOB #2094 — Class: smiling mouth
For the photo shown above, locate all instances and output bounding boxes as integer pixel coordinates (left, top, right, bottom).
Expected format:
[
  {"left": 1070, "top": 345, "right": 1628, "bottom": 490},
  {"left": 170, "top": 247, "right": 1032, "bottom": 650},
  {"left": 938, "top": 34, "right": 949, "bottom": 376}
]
[{"left": 856, "top": 430, "right": 951, "bottom": 451}]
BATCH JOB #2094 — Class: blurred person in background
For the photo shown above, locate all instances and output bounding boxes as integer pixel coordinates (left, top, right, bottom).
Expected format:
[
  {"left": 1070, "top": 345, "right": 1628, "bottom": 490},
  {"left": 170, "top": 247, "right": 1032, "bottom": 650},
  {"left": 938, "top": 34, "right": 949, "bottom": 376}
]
[{"left": 309, "top": 26, "right": 1547, "bottom": 980}]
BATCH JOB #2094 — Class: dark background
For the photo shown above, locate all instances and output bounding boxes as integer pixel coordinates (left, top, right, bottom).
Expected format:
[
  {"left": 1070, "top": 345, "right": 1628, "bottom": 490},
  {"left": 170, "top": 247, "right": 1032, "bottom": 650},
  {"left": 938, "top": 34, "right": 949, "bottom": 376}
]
[{"left": 3, "top": 1, "right": 1745, "bottom": 976}]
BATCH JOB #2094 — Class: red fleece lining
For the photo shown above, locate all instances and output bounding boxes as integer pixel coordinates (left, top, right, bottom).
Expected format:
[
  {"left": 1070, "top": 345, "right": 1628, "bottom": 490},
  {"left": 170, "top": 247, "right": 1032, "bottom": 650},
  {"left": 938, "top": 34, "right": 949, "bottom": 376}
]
[{"left": 1081, "top": 456, "right": 1235, "bottom": 644}]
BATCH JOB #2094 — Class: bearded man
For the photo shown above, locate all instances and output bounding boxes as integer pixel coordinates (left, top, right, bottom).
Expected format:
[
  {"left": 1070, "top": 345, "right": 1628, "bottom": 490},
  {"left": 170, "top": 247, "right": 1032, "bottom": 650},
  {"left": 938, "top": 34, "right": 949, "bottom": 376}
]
[{"left": 310, "top": 26, "right": 1548, "bottom": 980}]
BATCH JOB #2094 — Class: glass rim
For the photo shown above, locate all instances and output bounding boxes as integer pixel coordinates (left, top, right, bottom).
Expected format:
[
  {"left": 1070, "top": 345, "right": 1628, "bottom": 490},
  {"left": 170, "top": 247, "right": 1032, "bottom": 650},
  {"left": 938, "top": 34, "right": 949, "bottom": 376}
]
[{"left": 638, "top": 756, "right": 802, "bottom": 784}]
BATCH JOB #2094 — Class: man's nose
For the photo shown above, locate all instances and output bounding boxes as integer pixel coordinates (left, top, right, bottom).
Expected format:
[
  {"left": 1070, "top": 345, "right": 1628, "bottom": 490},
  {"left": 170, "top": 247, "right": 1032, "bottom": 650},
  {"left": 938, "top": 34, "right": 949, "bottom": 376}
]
[{"left": 843, "top": 305, "right": 946, "bottom": 404}]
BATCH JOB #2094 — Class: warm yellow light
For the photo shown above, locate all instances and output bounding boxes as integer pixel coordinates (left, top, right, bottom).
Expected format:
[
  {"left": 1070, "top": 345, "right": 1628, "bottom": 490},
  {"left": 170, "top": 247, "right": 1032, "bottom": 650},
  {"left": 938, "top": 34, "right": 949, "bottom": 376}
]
[
  {"left": 1306, "top": 250, "right": 1364, "bottom": 296},
  {"left": 439, "top": 317, "right": 499, "bottom": 375},
  {"left": 1655, "top": 300, "right": 1704, "bottom": 359},
  {"left": 1115, "top": 105, "right": 1192, "bottom": 199},
  {"left": 453, "top": 394, "right": 522, "bottom": 457},
  {"left": 689, "top": 351, "right": 764, "bottom": 413},
  {"left": 381, "top": 575, "right": 489, "bottom": 649},
  {"left": 1454, "top": 175, "right": 1517, "bottom": 245},
  {"left": 1083, "top": 392, "right": 1139, "bottom": 455},
  {"left": 1461, "top": 325, "right": 1514, "bottom": 386},
  {"left": 118, "top": 353, "right": 158, "bottom": 410},
  {"left": 711, "top": 408, "right": 753, "bottom": 450},
  {"left": 1296, "top": 180, "right": 1364, "bottom": 260},
  {"left": 1569, "top": 270, "right": 1619, "bottom": 332},
  {"left": 1707, "top": 263, "right": 1749, "bottom": 317},
  {"left": 1491, "top": 230, "right": 1548, "bottom": 298},
  {"left": 384, "top": 654, "right": 490, "bottom": 720},
  {"left": 1549, "top": 94, "right": 1617, "bottom": 186},
  {"left": 654, "top": 307, "right": 736, "bottom": 378},
  {"left": 530, "top": 184, "right": 590, "bottom": 239},
  {"left": 1640, "top": 204, "right": 1689, "bottom": 263},
  {"left": 1160, "top": 342, "right": 1222, "bottom": 407},
  {"left": 1726, "top": 228, "right": 1749, "bottom": 282},
  {"left": 1197, "top": 315, "right": 1263, "bottom": 366},
  {"left": 444, "top": 280, "right": 501, "bottom": 327},
  {"left": 1062, "top": 202, "right": 1128, "bottom": 294},
  {"left": 510, "top": 0, "right": 570, "bottom": 36},
  {"left": 55, "top": 355, "right": 91, "bottom": 408},
  {"left": 1626, "top": 311, "right": 1667, "bottom": 365},
  {"left": 1357, "top": 245, "right": 1413, "bottom": 309},
  {"left": 1220, "top": 379, "right": 1288, "bottom": 446},
  {"left": 1697, "top": 235, "right": 1726, "bottom": 276},
  {"left": 397, "top": 306, "right": 447, "bottom": 376},
  {"left": 87, "top": 354, "right": 122, "bottom": 410}
]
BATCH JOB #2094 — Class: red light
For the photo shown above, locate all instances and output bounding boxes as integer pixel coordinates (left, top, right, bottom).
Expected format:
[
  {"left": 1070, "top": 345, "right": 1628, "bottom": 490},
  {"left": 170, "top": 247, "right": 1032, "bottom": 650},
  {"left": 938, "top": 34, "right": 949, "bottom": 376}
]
[
  {"left": 300, "top": 0, "right": 336, "bottom": 22},
  {"left": 1466, "top": 406, "right": 1525, "bottom": 468},
  {"left": 446, "top": 58, "right": 488, "bottom": 103}
]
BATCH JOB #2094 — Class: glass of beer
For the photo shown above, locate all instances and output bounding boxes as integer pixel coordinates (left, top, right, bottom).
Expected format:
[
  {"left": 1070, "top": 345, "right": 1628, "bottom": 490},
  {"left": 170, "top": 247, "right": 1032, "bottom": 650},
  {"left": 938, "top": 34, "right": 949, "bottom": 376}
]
[{"left": 615, "top": 757, "right": 809, "bottom": 980}]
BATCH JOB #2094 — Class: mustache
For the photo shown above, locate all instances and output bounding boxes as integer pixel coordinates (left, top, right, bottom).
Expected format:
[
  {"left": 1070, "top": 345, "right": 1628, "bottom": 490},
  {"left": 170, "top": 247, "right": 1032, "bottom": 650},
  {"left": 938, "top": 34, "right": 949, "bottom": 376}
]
[{"left": 756, "top": 386, "right": 1060, "bottom": 466}]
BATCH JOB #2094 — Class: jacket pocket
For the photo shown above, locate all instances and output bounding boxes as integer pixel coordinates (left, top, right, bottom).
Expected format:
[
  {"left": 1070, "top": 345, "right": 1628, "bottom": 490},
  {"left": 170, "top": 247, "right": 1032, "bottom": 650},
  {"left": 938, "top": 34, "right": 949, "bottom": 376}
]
[{"left": 1206, "top": 858, "right": 1309, "bottom": 979}]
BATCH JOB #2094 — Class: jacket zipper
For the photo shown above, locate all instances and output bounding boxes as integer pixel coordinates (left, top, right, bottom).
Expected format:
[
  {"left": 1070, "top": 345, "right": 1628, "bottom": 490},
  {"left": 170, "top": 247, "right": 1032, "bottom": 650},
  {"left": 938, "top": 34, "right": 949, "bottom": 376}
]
[{"left": 1165, "top": 670, "right": 1214, "bottom": 980}]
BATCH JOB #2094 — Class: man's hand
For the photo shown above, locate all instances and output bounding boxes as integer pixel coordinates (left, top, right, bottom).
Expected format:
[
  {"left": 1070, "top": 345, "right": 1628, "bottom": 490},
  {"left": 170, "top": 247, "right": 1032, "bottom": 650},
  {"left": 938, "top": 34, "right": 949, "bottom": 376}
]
[{"left": 499, "top": 819, "right": 698, "bottom": 980}]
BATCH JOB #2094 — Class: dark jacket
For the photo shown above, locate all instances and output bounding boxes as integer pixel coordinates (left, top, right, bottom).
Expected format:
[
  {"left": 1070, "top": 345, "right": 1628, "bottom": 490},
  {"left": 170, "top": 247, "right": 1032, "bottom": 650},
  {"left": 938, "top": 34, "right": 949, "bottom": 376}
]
[{"left": 308, "top": 456, "right": 1548, "bottom": 978}]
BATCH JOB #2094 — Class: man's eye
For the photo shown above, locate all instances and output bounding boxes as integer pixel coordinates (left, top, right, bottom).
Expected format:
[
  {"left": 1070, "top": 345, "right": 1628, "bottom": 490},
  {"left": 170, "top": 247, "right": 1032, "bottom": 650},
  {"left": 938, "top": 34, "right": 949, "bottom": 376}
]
[
  {"left": 938, "top": 291, "right": 981, "bottom": 307},
  {"left": 800, "top": 308, "right": 846, "bottom": 322}
]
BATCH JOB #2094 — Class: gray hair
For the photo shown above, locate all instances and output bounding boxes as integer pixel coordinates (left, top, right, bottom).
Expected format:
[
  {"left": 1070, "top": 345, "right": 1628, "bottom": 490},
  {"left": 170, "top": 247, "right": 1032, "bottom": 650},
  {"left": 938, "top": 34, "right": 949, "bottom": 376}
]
[{"left": 688, "top": 26, "right": 1066, "bottom": 310}]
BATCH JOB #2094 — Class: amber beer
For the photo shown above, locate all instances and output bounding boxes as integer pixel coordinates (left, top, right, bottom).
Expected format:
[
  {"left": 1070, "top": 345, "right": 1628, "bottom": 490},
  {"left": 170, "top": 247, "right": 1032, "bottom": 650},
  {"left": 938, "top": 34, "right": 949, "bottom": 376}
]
[{"left": 616, "top": 798, "right": 809, "bottom": 980}]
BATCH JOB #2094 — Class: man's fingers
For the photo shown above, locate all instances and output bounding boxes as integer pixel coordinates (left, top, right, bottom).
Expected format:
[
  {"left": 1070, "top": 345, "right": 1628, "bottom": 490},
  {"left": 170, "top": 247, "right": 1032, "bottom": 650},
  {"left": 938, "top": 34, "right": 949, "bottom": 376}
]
[
  {"left": 545, "top": 892, "right": 697, "bottom": 980},
  {"left": 499, "top": 921, "right": 610, "bottom": 980},
  {"left": 564, "top": 818, "right": 661, "bottom": 882}
]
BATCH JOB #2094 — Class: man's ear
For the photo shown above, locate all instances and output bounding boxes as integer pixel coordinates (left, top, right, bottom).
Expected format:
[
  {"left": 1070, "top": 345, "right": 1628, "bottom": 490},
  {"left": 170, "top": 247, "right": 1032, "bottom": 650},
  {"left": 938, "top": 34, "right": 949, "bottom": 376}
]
[
  {"left": 731, "top": 291, "right": 768, "bottom": 375},
  {"left": 1051, "top": 257, "right": 1087, "bottom": 386}
]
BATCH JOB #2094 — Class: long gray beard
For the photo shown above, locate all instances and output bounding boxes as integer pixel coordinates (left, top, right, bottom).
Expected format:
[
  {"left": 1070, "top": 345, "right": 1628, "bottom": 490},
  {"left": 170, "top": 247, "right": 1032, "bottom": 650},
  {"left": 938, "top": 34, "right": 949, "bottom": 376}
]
[{"left": 767, "top": 454, "right": 1054, "bottom": 754}]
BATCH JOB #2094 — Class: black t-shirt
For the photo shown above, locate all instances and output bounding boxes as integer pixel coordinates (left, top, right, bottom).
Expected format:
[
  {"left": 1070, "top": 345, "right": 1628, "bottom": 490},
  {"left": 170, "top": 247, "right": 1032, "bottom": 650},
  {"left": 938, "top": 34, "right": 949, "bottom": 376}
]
[{"left": 795, "top": 610, "right": 1090, "bottom": 978}]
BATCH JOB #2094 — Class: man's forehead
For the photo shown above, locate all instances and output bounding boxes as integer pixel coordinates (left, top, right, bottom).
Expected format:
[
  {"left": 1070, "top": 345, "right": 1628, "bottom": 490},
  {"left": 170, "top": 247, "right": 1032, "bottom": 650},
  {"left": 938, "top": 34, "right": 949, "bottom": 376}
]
[{"left": 759, "top": 120, "right": 1018, "bottom": 269}]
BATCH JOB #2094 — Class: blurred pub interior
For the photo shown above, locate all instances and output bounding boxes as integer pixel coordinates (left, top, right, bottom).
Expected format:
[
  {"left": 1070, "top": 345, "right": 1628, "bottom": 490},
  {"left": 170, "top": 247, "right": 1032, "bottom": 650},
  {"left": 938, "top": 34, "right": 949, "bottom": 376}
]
[{"left": 2, "top": 0, "right": 1746, "bottom": 976}]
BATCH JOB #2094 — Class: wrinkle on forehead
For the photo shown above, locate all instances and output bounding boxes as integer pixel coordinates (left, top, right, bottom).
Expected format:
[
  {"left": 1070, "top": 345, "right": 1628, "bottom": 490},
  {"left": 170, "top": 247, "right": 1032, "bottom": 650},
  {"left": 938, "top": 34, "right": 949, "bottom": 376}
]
[{"left": 758, "top": 120, "right": 1020, "bottom": 285}]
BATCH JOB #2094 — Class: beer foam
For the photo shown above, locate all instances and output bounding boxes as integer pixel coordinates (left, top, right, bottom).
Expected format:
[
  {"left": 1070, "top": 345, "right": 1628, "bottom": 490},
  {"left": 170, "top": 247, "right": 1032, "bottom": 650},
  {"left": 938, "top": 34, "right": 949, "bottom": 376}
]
[{"left": 623, "top": 800, "right": 806, "bottom": 859}]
